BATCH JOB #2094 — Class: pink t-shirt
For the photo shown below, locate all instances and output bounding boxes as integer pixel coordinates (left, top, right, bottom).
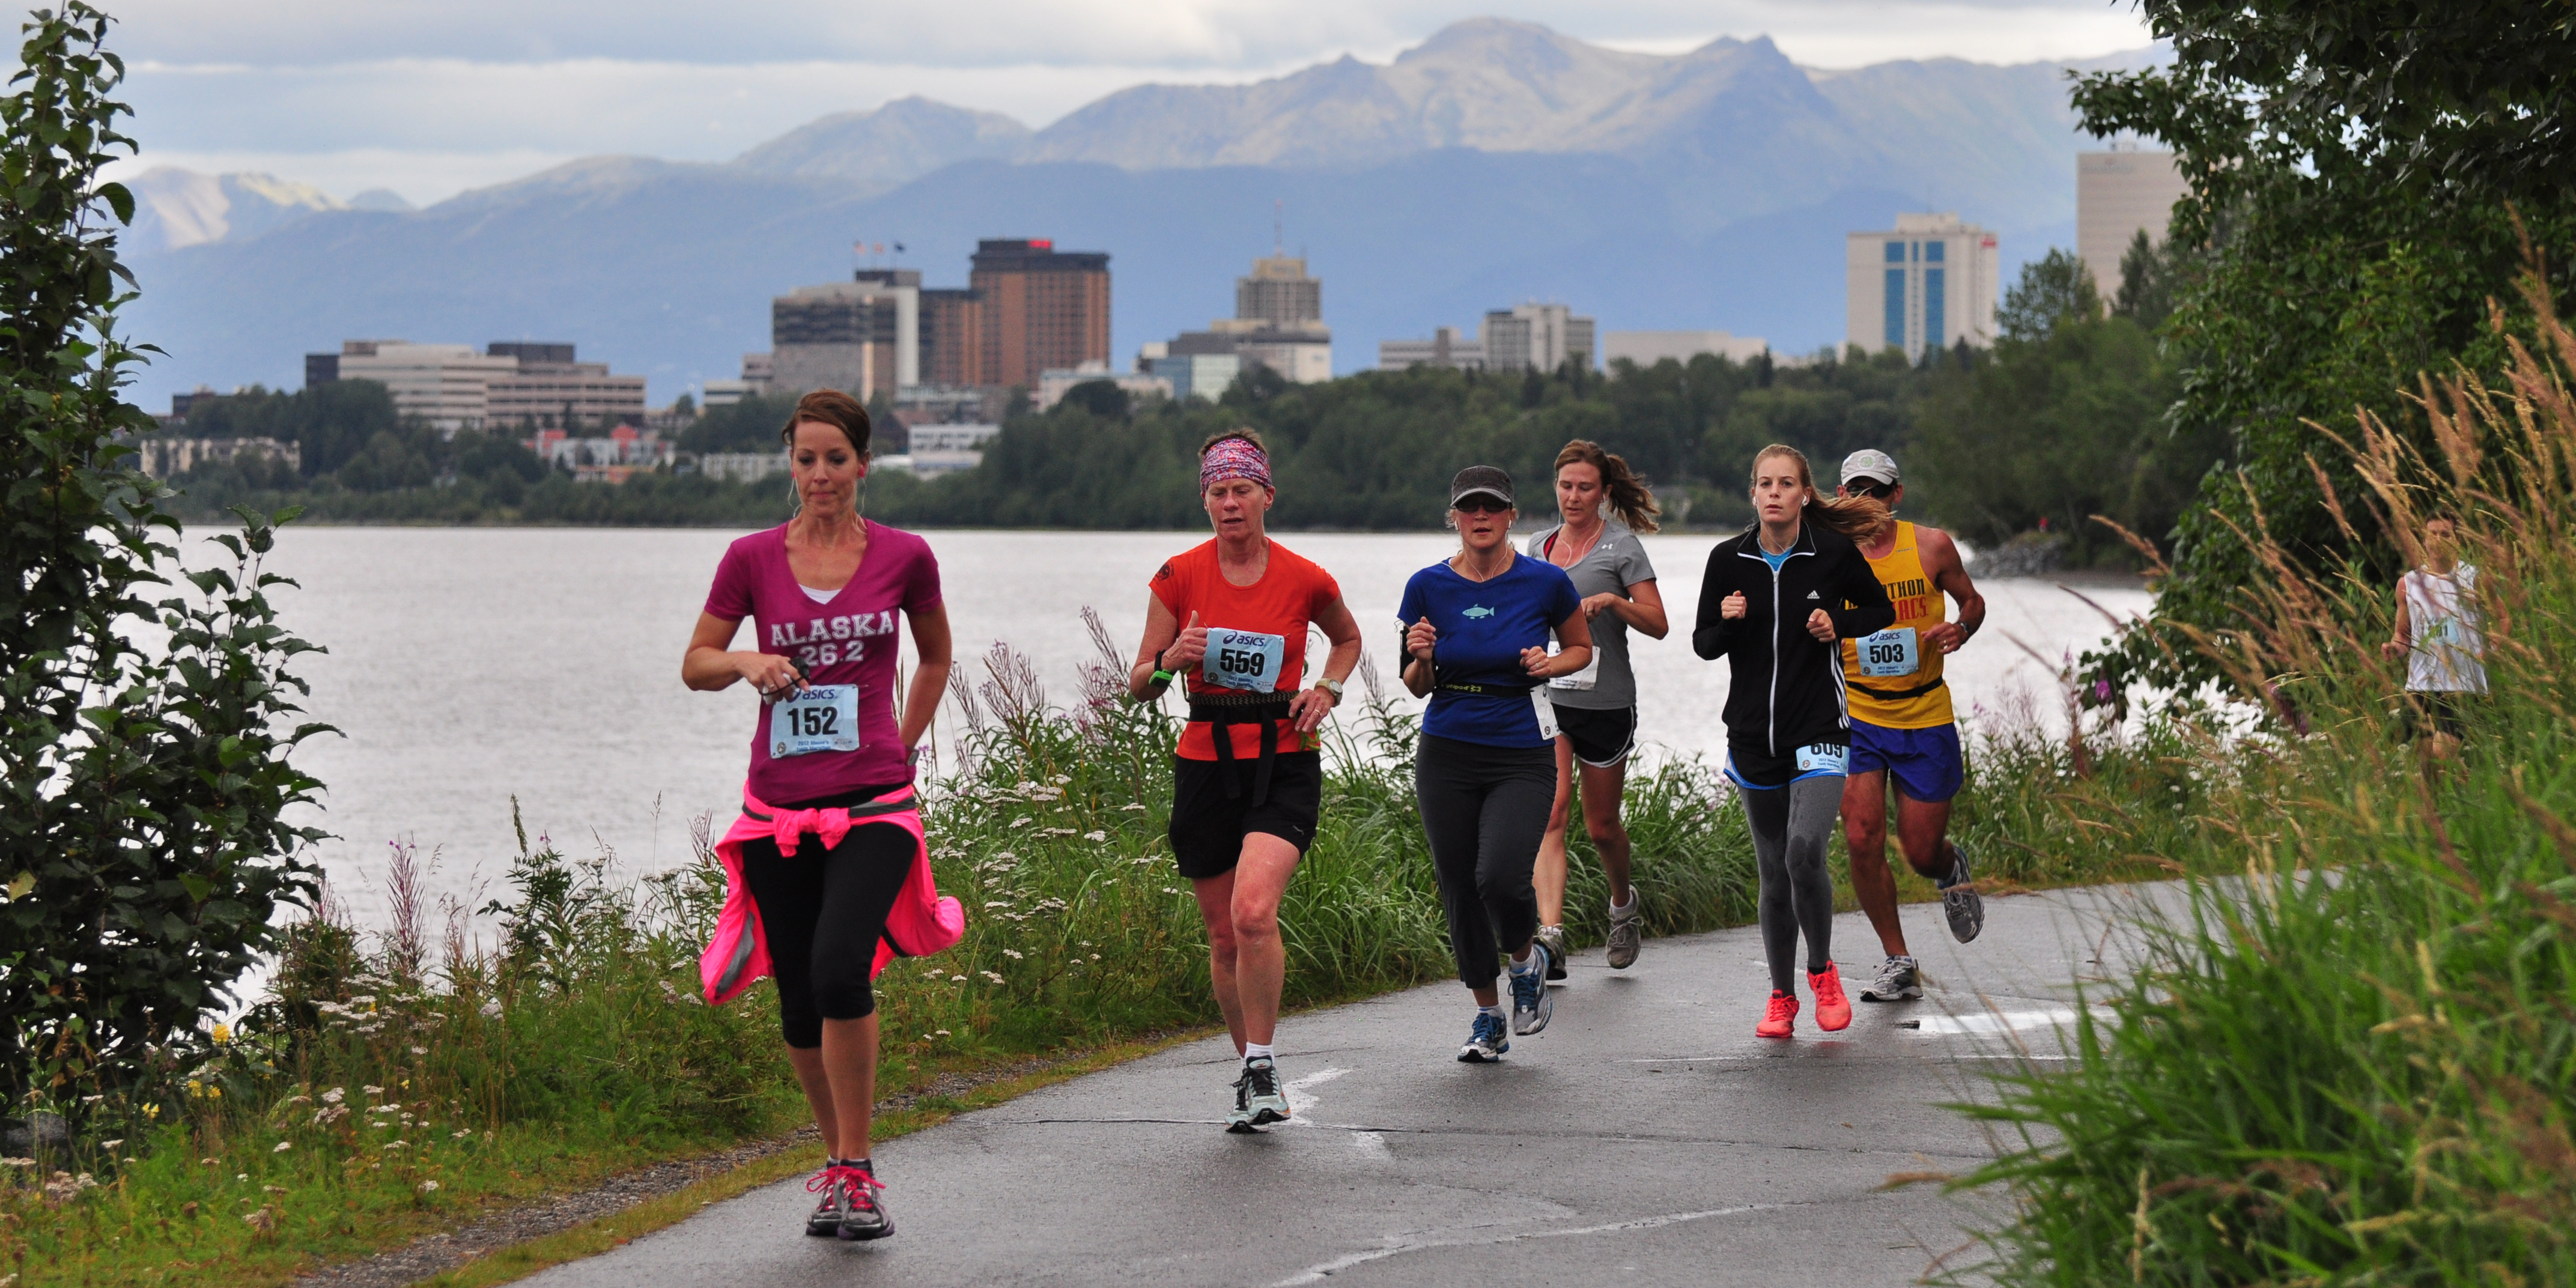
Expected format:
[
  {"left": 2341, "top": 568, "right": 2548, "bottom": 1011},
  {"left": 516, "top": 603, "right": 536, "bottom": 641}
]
[{"left": 703, "top": 521, "right": 943, "bottom": 805}]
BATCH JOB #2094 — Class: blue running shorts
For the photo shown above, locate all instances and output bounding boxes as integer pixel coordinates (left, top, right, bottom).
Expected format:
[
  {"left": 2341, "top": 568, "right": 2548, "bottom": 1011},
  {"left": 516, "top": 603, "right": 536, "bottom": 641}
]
[{"left": 1848, "top": 721, "right": 1964, "bottom": 804}]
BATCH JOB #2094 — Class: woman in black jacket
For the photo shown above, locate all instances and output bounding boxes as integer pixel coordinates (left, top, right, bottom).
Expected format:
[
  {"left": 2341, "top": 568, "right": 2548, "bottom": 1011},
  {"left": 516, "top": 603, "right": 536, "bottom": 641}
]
[{"left": 1693, "top": 444, "right": 1894, "bottom": 1039}]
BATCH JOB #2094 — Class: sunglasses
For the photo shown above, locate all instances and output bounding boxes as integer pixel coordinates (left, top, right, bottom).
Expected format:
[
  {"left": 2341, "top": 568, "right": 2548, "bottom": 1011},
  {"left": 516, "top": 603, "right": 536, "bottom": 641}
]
[{"left": 1452, "top": 496, "right": 1513, "bottom": 514}]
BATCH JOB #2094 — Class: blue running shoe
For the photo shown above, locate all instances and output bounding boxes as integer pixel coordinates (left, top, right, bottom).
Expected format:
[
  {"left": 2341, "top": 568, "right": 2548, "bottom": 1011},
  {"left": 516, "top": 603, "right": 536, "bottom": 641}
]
[
  {"left": 1510, "top": 949, "right": 1555, "bottom": 1036},
  {"left": 1458, "top": 1011, "right": 1509, "bottom": 1062}
]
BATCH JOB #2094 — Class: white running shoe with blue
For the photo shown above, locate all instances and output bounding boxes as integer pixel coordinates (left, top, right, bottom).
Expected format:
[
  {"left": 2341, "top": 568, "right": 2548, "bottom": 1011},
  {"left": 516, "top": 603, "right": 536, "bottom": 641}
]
[
  {"left": 1940, "top": 842, "right": 1986, "bottom": 944},
  {"left": 1509, "top": 946, "right": 1555, "bottom": 1035},
  {"left": 1459, "top": 1010, "right": 1510, "bottom": 1062}
]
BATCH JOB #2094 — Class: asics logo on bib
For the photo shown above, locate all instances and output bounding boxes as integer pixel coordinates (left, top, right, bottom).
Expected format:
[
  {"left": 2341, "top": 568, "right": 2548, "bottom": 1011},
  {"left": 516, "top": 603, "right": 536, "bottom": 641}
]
[{"left": 768, "top": 610, "right": 898, "bottom": 670}]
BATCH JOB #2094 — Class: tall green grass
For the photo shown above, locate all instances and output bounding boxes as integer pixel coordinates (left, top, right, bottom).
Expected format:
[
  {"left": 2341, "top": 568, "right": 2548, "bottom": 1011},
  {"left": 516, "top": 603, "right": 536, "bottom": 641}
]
[{"left": 1952, "top": 269, "right": 2576, "bottom": 1284}]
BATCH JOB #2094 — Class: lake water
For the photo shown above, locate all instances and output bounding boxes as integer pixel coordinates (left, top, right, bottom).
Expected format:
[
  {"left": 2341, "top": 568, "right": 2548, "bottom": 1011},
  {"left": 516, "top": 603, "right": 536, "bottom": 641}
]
[{"left": 245, "top": 526, "right": 2150, "bottom": 926}]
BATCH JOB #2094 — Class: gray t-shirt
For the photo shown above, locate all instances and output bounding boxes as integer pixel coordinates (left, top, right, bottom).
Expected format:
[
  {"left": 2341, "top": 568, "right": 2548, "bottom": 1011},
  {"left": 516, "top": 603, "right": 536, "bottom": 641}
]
[{"left": 1523, "top": 520, "right": 1657, "bottom": 710}]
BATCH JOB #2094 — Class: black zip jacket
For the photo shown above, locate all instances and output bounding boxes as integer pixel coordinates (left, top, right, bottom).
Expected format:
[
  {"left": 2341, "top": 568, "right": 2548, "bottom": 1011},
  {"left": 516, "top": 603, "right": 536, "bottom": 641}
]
[{"left": 1691, "top": 520, "right": 1897, "bottom": 756}]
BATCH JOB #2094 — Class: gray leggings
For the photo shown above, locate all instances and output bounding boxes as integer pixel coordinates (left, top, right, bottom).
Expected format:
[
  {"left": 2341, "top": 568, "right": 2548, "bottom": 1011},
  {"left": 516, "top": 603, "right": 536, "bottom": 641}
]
[{"left": 1741, "top": 776, "right": 1842, "bottom": 994}]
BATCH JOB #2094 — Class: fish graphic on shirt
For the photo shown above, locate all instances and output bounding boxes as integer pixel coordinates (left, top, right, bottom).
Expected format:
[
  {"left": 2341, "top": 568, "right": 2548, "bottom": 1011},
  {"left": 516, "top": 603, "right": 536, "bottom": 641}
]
[{"left": 1462, "top": 606, "right": 1495, "bottom": 619}]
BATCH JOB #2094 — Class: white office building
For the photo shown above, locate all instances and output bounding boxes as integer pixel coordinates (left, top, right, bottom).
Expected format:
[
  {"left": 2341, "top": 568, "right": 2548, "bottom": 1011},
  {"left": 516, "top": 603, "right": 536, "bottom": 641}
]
[
  {"left": 333, "top": 342, "right": 520, "bottom": 433},
  {"left": 1845, "top": 213, "right": 2000, "bottom": 361},
  {"left": 1603, "top": 330, "right": 1769, "bottom": 368},
  {"left": 2078, "top": 147, "right": 2189, "bottom": 297},
  {"left": 1036, "top": 362, "right": 1173, "bottom": 412},
  {"left": 1152, "top": 353, "right": 1242, "bottom": 402},
  {"left": 1378, "top": 326, "right": 1486, "bottom": 372}
]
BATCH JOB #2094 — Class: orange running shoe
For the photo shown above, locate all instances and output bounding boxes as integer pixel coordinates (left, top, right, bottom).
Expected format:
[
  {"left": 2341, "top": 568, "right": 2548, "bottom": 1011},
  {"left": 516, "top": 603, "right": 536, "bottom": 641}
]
[
  {"left": 1810, "top": 963, "right": 1852, "bottom": 1031},
  {"left": 1755, "top": 990, "right": 1799, "bottom": 1039}
]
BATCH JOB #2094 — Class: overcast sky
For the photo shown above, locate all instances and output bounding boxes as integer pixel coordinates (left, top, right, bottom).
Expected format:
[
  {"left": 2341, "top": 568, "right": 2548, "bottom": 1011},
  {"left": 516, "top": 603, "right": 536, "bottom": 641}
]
[{"left": 102, "top": 1, "right": 2153, "bottom": 205}]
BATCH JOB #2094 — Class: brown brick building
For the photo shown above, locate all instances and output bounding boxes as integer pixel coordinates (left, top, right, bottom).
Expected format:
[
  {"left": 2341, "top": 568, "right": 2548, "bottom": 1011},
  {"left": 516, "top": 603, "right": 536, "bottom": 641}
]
[
  {"left": 967, "top": 238, "right": 1110, "bottom": 390},
  {"left": 919, "top": 287, "right": 988, "bottom": 389}
]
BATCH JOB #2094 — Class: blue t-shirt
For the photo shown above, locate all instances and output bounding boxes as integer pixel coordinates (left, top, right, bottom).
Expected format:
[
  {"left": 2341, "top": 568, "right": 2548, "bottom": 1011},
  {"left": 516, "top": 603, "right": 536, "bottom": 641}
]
[{"left": 1397, "top": 554, "right": 1583, "bottom": 748}]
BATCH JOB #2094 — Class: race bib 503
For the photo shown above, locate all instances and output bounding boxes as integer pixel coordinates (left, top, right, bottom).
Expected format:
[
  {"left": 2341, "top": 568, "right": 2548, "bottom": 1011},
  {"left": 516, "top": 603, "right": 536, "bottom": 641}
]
[{"left": 1858, "top": 627, "right": 1919, "bottom": 678}]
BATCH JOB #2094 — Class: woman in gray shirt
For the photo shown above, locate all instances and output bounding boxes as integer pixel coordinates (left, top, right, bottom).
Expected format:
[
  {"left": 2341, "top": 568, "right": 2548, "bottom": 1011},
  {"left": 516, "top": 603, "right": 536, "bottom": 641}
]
[{"left": 1526, "top": 440, "right": 1668, "bottom": 976}]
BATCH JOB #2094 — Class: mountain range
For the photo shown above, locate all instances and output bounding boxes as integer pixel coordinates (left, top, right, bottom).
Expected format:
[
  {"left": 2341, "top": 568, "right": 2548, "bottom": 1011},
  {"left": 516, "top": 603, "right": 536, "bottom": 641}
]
[{"left": 118, "top": 19, "right": 2157, "bottom": 406}]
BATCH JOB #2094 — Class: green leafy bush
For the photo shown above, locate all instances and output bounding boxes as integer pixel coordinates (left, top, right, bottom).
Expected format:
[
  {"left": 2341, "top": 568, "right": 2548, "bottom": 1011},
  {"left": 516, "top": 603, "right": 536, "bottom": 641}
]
[{"left": 0, "top": 3, "right": 324, "bottom": 1105}]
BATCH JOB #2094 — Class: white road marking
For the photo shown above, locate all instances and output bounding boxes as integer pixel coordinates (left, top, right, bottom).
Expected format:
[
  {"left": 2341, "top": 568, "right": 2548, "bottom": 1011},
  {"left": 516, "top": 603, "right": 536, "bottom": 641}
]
[
  {"left": 1350, "top": 1130, "right": 1393, "bottom": 1161},
  {"left": 1281, "top": 1066, "right": 1348, "bottom": 1127},
  {"left": 1904, "top": 1006, "right": 2112, "bottom": 1036},
  {"left": 1272, "top": 1203, "right": 1812, "bottom": 1284}
]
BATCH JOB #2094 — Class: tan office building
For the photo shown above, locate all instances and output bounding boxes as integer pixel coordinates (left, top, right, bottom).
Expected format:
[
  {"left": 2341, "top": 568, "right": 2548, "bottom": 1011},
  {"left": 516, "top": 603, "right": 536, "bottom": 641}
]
[
  {"left": 1845, "top": 213, "right": 2000, "bottom": 361},
  {"left": 2077, "top": 148, "right": 2190, "bottom": 296}
]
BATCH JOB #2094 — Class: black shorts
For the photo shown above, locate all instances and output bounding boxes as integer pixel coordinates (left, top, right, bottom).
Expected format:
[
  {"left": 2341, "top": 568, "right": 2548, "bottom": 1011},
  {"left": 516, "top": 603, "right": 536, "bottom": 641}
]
[
  {"left": 1169, "top": 750, "right": 1323, "bottom": 879},
  {"left": 1554, "top": 704, "right": 1637, "bottom": 768}
]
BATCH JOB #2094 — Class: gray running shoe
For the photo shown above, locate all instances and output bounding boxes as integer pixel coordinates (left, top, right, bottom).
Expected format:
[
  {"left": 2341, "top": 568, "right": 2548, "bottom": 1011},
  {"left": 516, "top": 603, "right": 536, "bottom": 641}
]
[
  {"left": 834, "top": 1165, "right": 892, "bottom": 1241},
  {"left": 1535, "top": 924, "right": 1569, "bottom": 980},
  {"left": 1240, "top": 1057, "right": 1289, "bottom": 1128},
  {"left": 1459, "top": 1011, "right": 1510, "bottom": 1062},
  {"left": 1859, "top": 955, "right": 1922, "bottom": 1002},
  {"left": 1940, "top": 843, "right": 1986, "bottom": 944},
  {"left": 1509, "top": 949, "right": 1555, "bottom": 1035},
  {"left": 804, "top": 1167, "right": 844, "bottom": 1237},
  {"left": 1605, "top": 894, "right": 1644, "bottom": 970},
  {"left": 1225, "top": 1065, "right": 1254, "bottom": 1132}
]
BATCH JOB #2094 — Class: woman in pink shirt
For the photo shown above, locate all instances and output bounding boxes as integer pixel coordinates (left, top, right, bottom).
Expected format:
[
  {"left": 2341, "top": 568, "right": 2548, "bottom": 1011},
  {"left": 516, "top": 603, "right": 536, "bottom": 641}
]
[{"left": 683, "top": 390, "right": 952, "bottom": 1241}]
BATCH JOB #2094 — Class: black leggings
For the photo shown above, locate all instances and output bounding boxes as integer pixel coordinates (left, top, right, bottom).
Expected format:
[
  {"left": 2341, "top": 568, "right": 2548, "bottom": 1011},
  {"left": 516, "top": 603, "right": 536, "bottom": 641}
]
[
  {"left": 1415, "top": 734, "right": 1558, "bottom": 989},
  {"left": 738, "top": 797, "right": 916, "bottom": 1049}
]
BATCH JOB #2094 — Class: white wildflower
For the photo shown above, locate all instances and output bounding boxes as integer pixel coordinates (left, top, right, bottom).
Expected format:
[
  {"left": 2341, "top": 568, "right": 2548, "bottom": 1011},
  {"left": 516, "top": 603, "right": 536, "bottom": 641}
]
[
  {"left": 321, "top": 1087, "right": 345, "bottom": 1105},
  {"left": 1001, "top": 949, "right": 1023, "bottom": 959},
  {"left": 272, "top": 1141, "right": 292, "bottom": 1153},
  {"left": 1083, "top": 831, "right": 1107, "bottom": 842},
  {"left": 419, "top": 1179, "right": 439, "bottom": 1193}
]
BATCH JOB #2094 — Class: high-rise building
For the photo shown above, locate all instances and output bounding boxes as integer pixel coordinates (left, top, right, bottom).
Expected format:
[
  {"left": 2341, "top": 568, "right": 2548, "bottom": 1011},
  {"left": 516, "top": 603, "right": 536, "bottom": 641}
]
[
  {"left": 1235, "top": 255, "right": 1322, "bottom": 332},
  {"left": 918, "top": 287, "right": 988, "bottom": 389},
  {"left": 969, "top": 238, "right": 1111, "bottom": 390},
  {"left": 1845, "top": 213, "right": 2000, "bottom": 361},
  {"left": 315, "top": 339, "right": 645, "bottom": 431},
  {"left": 1481, "top": 303, "right": 1595, "bottom": 373},
  {"left": 2078, "top": 148, "right": 2189, "bottom": 297},
  {"left": 771, "top": 273, "right": 919, "bottom": 398}
]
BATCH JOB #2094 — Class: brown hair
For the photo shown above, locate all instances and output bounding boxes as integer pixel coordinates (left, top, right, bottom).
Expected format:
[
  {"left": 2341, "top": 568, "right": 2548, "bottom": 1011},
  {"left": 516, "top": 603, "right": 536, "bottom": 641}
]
[
  {"left": 1750, "top": 443, "right": 1890, "bottom": 542},
  {"left": 1553, "top": 439, "right": 1662, "bottom": 534},
  {"left": 1199, "top": 426, "right": 1266, "bottom": 457},
  {"left": 780, "top": 389, "right": 871, "bottom": 458}
]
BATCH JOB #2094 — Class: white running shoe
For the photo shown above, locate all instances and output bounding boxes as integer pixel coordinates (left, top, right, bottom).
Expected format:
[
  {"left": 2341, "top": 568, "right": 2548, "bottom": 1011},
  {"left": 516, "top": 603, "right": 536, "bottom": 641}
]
[
  {"left": 1509, "top": 947, "right": 1555, "bottom": 1035},
  {"left": 1859, "top": 955, "right": 1922, "bottom": 1001}
]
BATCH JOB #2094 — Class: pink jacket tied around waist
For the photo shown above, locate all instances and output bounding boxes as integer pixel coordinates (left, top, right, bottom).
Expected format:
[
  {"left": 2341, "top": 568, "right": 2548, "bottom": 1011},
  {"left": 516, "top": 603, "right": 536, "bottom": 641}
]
[{"left": 699, "top": 783, "right": 965, "bottom": 1005}]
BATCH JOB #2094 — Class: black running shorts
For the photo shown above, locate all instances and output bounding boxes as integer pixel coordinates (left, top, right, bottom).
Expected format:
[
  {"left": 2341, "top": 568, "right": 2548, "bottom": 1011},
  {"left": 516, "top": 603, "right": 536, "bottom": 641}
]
[
  {"left": 1168, "top": 750, "right": 1323, "bottom": 879},
  {"left": 1554, "top": 705, "right": 1637, "bottom": 768}
]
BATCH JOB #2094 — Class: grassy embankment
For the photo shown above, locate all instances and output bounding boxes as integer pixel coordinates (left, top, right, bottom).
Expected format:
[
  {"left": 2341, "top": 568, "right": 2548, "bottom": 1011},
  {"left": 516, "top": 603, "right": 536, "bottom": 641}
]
[
  {"left": 1945, "top": 273, "right": 2576, "bottom": 1284},
  {"left": 2, "top": 601, "right": 2211, "bottom": 1287}
]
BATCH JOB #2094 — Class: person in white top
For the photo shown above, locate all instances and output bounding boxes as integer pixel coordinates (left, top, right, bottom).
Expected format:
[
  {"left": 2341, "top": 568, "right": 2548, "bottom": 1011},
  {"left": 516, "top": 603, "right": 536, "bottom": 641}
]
[{"left": 2379, "top": 514, "right": 2485, "bottom": 757}]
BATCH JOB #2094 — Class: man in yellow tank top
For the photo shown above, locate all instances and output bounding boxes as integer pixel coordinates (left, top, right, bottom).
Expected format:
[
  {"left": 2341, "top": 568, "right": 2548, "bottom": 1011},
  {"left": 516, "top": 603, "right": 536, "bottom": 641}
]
[{"left": 1833, "top": 450, "right": 1988, "bottom": 1003}]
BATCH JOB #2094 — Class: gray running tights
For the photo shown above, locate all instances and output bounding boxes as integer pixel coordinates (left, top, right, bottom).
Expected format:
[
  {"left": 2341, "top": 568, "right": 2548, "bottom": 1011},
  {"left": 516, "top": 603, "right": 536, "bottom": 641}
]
[
  {"left": 1742, "top": 776, "right": 1842, "bottom": 994},
  {"left": 1414, "top": 734, "right": 1558, "bottom": 990}
]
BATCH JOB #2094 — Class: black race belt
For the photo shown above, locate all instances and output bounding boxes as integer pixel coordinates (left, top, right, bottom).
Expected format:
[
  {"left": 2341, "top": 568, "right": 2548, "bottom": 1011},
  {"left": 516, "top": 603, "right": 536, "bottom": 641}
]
[
  {"left": 1186, "top": 693, "right": 1295, "bottom": 806},
  {"left": 1850, "top": 676, "right": 1948, "bottom": 700}
]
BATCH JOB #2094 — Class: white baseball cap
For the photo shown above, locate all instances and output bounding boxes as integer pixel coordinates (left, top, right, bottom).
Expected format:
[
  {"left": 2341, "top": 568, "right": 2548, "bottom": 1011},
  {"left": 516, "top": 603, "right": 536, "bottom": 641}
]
[{"left": 1840, "top": 449, "right": 1900, "bottom": 487}]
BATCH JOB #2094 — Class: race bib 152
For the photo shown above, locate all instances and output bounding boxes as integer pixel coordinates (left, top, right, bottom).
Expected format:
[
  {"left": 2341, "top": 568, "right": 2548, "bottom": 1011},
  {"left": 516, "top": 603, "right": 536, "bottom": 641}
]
[{"left": 770, "top": 684, "right": 860, "bottom": 758}]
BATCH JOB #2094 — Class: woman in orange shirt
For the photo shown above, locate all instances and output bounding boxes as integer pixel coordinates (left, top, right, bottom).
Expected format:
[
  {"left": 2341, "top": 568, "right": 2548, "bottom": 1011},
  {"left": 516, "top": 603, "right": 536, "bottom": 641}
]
[{"left": 1129, "top": 430, "right": 1362, "bottom": 1131}]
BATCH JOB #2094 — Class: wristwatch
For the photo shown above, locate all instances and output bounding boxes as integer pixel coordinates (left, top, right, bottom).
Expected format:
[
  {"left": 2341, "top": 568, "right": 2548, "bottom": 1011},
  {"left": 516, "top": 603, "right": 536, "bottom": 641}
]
[{"left": 1316, "top": 677, "right": 1344, "bottom": 700}]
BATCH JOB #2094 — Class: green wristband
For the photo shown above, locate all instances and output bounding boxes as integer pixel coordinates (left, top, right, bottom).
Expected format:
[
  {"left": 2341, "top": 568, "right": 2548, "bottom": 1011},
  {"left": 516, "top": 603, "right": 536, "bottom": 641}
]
[{"left": 1151, "top": 668, "right": 1177, "bottom": 686}]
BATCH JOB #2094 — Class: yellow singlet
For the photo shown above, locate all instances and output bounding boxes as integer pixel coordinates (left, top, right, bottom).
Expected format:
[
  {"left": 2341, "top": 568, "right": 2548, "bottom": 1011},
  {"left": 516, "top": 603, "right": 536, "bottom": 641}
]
[{"left": 1840, "top": 521, "right": 1954, "bottom": 729}]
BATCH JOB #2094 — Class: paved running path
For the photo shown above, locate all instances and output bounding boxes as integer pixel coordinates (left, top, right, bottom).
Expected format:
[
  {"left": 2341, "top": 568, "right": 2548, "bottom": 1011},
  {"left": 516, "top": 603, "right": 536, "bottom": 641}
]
[{"left": 526, "top": 882, "right": 2179, "bottom": 1287}]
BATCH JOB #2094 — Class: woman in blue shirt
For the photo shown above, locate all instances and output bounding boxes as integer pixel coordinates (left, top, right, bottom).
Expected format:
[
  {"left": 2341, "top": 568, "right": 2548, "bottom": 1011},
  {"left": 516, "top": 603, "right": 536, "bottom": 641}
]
[{"left": 1400, "top": 466, "right": 1594, "bottom": 1062}]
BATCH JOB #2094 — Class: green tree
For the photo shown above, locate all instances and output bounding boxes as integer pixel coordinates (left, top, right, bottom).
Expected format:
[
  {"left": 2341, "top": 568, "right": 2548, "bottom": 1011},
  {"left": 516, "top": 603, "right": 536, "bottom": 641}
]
[
  {"left": 2073, "top": 0, "right": 2576, "bottom": 684},
  {"left": 1, "top": 4, "right": 326, "bottom": 1101},
  {"left": 1994, "top": 248, "right": 2101, "bottom": 343}
]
